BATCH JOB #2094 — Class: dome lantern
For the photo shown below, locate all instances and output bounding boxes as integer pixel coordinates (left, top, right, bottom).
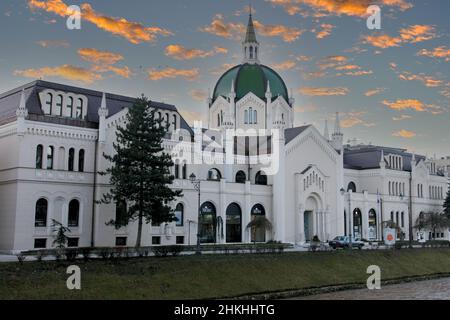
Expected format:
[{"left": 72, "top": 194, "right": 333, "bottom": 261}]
[{"left": 242, "top": 9, "right": 259, "bottom": 64}]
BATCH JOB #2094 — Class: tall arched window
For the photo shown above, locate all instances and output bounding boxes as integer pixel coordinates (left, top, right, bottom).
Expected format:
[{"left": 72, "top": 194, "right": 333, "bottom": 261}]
[
  {"left": 217, "top": 114, "right": 221, "bottom": 127},
  {"left": 115, "top": 200, "right": 127, "bottom": 225},
  {"left": 249, "top": 46, "right": 254, "bottom": 59},
  {"left": 353, "top": 208, "right": 362, "bottom": 238},
  {"left": 255, "top": 171, "right": 267, "bottom": 185},
  {"left": 68, "top": 199, "right": 80, "bottom": 227},
  {"left": 253, "top": 110, "right": 257, "bottom": 124},
  {"left": 182, "top": 163, "right": 187, "bottom": 180},
  {"left": 35, "top": 198, "right": 48, "bottom": 227},
  {"left": 67, "top": 96, "right": 74, "bottom": 117},
  {"left": 45, "top": 93, "right": 53, "bottom": 114},
  {"left": 175, "top": 203, "right": 184, "bottom": 227},
  {"left": 47, "top": 146, "right": 54, "bottom": 170},
  {"left": 208, "top": 168, "right": 222, "bottom": 181},
  {"left": 368, "top": 209, "right": 377, "bottom": 240},
  {"left": 68, "top": 148, "right": 75, "bottom": 172},
  {"left": 235, "top": 171, "right": 246, "bottom": 184},
  {"left": 76, "top": 98, "right": 83, "bottom": 119},
  {"left": 55, "top": 94, "right": 63, "bottom": 116},
  {"left": 200, "top": 202, "right": 217, "bottom": 243},
  {"left": 347, "top": 182, "right": 357, "bottom": 193},
  {"left": 165, "top": 113, "right": 170, "bottom": 129},
  {"left": 401, "top": 212, "right": 405, "bottom": 228},
  {"left": 244, "top": 110, "right": 249, "bottom": 124},
  {"left": 78, "top": 149, "right": 85, "bottom": 172},
  {"left": 226, "top": 203, "right": 242, "bottom": 243},
  {"left": 172, "top": 115, "right": 177, "bottom": 130},
  {"left": 251, "top": 204, "right": 266, "bottom": 243},
  {"left": 36, "top": 145, "right": 43, "bottom": 169}
]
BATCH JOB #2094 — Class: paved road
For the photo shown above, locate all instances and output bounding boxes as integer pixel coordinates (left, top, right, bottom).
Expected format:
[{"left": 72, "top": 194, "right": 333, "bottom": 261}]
[{"left": 294, "top": 278, "right": 450, "bottom": 300}]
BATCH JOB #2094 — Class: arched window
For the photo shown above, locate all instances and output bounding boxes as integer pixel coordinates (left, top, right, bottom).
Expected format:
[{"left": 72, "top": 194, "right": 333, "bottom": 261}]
[
  {"left": 165, "top": 113, "right": 170, "bottom": 129},
  {"left": 249, "top": 46, "right": 254, "bottom": 59},
  {"left": 255, "top": 171, "right": 268, "bottom": 185},
  {"left": 78, "top": 149, "right": 85, "bottom": 172},
  {"left": 235, "top": 171, "right": 246, "bottom": 184},
  {"left": 347, "top": 182, "right": 357, "bottom": 193},
  {"left": 45, "top": 93, "right": 53, "bottom": 114},
  {"left": 251, "top": 204, "right": 266, "bottom": 243},
  {"left": 68, "top": 148, "right": 75, "bottom": 172},
  {"left": 174, "top": 162, "right": 180, "bottom": 179},
  {"left": 175, "top": 203, "right": 184, "bottom": 227},
  {"left": 226, "top": 203, "right": 242, "bottom": 243},
  {"left": 35, "top": 198, "right": 48, "bottom": 227},
  {"left": 47, "top": 146, "right": 54, "bottom": 170},
  {"left": 115, "top": 200, "right": 127, "bottom": 225},
  {"left": 76, "top": 98, "right": 83, "bottom": 119},
  {"left": 390, "top": 211, "right": 394, "bottom": 222},
  {"left": 200, "top": 202, "right": 217, "bottom": 243},
  {"left": 253, "top": 110, "right": 257, "bottom": 124},
  {"left": 55, "top": 94, "right": 63, "bottom": 116},
  {"left": 368, "top": 209, "right": 377, "bottom": 240},
  {"left": 255, "top": 47, "right": 258, "bottom": 60},
  {"left": 182, "top": 163, "right": 187, "bottom": 180},
  {"left": 244, "top": 110, "right": 249, "bottom": 124},
  {"left": 353, "top": 208, "right": 362, "bottom": 238},
  {"left": 67, "top": 96, "right": 74, "bottom": 117},
  {"left": 208, "top": 168, "right": 222, "bottom": 181},
  {"left": 36, "top": 145, "right": 43, "bottom": 169},
  {"left": 217, "top": 114, "right": 220, "bottom": 127},
  {"left": 401, "top": 212, "right": 405, "bottom": 228},
  {"left": 172, "top": 115, "right": 177, "bottom": 130},
  {"left": 68, "top": 199, "right": 80, "bottom": 227},
  {"left": 396, "top": 211, "right": 399, "bottom": 226}
]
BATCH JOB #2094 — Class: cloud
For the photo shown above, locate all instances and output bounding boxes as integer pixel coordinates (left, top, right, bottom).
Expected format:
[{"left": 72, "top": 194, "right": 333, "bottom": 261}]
[
  {"left": 299, "top": 87, "right": 349, "bottom": 96},
  {"left": 417, "top": 46, "right": 450, "bottom": 62},
  {"left": 266, "top": 0, "right": 412, "bottom": 18},
  {"left": 77, "top": 48, "right": 131, "bottom": 78},
  {"left": 398, "top": 72, "right": 443, "bottom": 87},
  {"left": 393, "top": 129, "right": 416, "bottom": 138},
  {"left": 14, "top": 64, "right": 102, "bottom": 84},
  {"left": 316, "top": 55, "right": 347, "bottom": 70},
  {"left": 296, "top": 55, "right": 312, "bottom": 62},
  {"left": 35, "top": 40, "right": 70, "bottom": 48},
  {"left": 335, "top": 64, "right": 360, "bottom": 71},
  {"left": 210, "top": 63, "right": 236, "bottom": 76},
  {"left": 273, "top": 60, "right": 297, "bottom": 71},
  {"left": 338, "top": 70, "right": 373, "bottom": 76},
  {"left": 200, "top": 14, "right": 304, "bottom": 42},
  {"left": 363, "top": 25, "right": 436, "bottom": 49},
  {"left": 165, "top": 45, "right": 227, "bottom": 60},
  {"left": 364, "top": 88, "right": 385, "bottom": 97},
  {"left": 382, "top": 99, "right": 443, "bottom": 114},
  {"left": 341, "top": 112, "right": 375, "bottom": 128},
  {"left": 28, "top": 0, "right": 172, "bottom": 44},
  {"left": 179, "top": 110, "right": 206, "bottom": 125},
  {"left": 294, "top": 104, "right": 318, "bottom": 113},
  {"left": 190, "top": 89, "right": 208, "bottom": 102},
  {"left": 392, "top": 115, "right": 412, "bottom": 121},
  {"left": 315, "top": 24, "right": 335, "bottom": 39},
  {"left": 147, "top": 68, "right": 199, "bottom": 81}
]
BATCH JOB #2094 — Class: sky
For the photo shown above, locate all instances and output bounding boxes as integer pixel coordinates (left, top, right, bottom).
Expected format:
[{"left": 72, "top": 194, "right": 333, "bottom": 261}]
[{"left": 0, "top": 0, "right": 449, "bottom": 157}]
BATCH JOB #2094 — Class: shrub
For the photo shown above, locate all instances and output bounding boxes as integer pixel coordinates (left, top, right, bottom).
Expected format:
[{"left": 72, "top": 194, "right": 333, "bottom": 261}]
[
  {"left": 36, "top": 251, "right": 47, "bottom": 262},
  {"left": 65, "top": 249, "right": 78, "bottom": 262},
  {"left": 152, "top": 246, "right": 169, "bottom": 258},
  {"left": 81, "top": 248, "right": 91, "bottom": 262},
  {"left": 99, "top": 248, "right": 110, "bottom": 260},
  {"left": 168, "top": 245, "right": 183, "bottom": 257},
  {"left": 16, "top": 253, "right": 26, "bottom": 264}
]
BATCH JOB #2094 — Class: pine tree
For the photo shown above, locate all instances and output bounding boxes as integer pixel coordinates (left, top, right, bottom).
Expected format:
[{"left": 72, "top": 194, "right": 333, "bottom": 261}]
[
  {"left": 444, "top": 187, "right": 450, "bottom": 219},
  {"left": 100, "top": 95, "right": 182, "bottom": 248}
]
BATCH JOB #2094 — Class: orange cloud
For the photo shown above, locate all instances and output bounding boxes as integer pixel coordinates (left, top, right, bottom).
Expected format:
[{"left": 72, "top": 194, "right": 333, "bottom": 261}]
[
  {"left": 398, "top": 72, "right": 443, "bottom": 87},
  {"left": 29, "top": 0, "right": 172, "bottom": 44},
  {"left": 382, "top": 99, "right": 443, "bottom": 114},
  {"left": 317, "top": 55, "right": 347, "bottom": 70},
  {"left": 339, "top": 70, "right": 373, "bottom": 76},
  {"left": 78, "top": 48, "right": 123, "bottom": 65},
  {"left": 35, "top": 40, "right": 69, "bottom": 48},
  {"left": 417, "top": 46, "right": 450, "bottom": 61},
  {"left": 165, "top": 45, "right": 227, "bottom": 60},
  {"left": 273, "top": 60, "right": 297, "bottom": 71},
  {"left": 299, "top": 87, "right": 349, "bottom": 96},
  {"left": 363, "top": 34, "right": 402, "bottom": 48},
  {"left": 14, "top": 64, "right": 102, "bottom": 84},
  {"left": 267, "top": 0, "right": 412, "bottom": 17},
  {"left": 392, "top": 115, "right": 412, "bottom": 121},
  {"left": 210, "top": 63, "right": 236, "bottom": 76},
  {"left": 393, "top": 129, "right": 416, "bottom": 138},
  {"left": 341, "top": 113, "right": 375, "bottom": 128},
  {"left": 296, "top": 55, "right": 312, "bottom": 61},
  {"left": 200, "top": 14, "right": 304, "bottom": 42},
  {"left": 364, "top": 88, "right": 385, "bottom": 97},
  {"left": 147, "top": 68, "right": 199, "bottom": 81},
  {"left": 315, "top": 23, "right": 334, "bottom": 39},
  {"left": 335, "top": 65, "right": 360, "bottom": 71},
  {"left": 399, "top": 25, "right": 436, "bottom": 43},
  {"left": 190, "top": 89, "right": 208, "bottom": 102}
]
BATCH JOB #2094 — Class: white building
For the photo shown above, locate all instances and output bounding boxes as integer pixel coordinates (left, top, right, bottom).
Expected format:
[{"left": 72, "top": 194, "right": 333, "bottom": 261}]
[{"left": 0, "top": 13, "right": 447, "bottom": 253}]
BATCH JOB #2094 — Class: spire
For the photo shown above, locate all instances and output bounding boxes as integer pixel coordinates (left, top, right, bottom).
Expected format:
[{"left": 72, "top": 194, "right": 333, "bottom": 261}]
[
  {"left": 334, "top": 112, "right": 341, "bottom": 135},
  {"left": 324, "top": 120, "right": 330, "bottom": 141},
  {"left": 98, "top": 92, "right": 109, "bottom": 118},
  {"left": 245, "top": 10, "right": 257, "bottom": 43},
  {"left": 242, "top": 9, "right": 260, "bottom": 64}
]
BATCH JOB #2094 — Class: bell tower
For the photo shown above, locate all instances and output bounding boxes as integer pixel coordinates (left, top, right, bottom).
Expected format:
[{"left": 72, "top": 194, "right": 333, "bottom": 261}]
[{"left": 242, "top": 8, "right": 260, "bottom": 64}]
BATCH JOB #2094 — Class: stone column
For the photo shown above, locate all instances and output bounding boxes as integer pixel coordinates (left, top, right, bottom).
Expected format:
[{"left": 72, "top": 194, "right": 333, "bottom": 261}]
[{"left": 298, "top": 204, "right": 304, "bottom": 243}]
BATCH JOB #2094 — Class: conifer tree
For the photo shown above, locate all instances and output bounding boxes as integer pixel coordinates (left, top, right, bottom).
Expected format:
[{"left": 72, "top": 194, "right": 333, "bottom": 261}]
[
  {"left": 444, "top": 187, "right": 450, "bottom": 219},
  {"left": 100, "top": 95, "right": 182, "bottom": 247}
]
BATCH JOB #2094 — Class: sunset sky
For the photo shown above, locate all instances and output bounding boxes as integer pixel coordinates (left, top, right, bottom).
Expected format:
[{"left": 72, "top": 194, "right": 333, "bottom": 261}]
[{"left": 0, "top": 0, "right": 449, "bottom": 156}]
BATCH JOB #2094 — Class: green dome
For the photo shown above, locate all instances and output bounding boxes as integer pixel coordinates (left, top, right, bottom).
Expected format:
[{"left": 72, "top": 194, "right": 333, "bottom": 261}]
[{"left": 212, "top": 63, "right": 290, "bottom": 106}]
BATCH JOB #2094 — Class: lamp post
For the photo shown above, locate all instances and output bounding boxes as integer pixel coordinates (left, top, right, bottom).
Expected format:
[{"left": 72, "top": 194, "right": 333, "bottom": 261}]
[
  {"left": 340, "top": 188, "right": 353, "bottom": 250},
  {"left": 190, "top": 173, "right": 201, "bottom": 255}
]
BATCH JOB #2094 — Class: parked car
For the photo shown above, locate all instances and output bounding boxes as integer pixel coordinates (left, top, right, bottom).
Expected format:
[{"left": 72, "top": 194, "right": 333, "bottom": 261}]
[{"left": 328, "top": 236, "right": 365, "bottom": 250}]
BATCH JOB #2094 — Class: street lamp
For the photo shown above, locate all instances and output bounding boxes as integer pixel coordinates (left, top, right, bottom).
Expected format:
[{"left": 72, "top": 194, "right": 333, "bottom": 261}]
[
  {"left": 340, "top": 187, "right": 353, "bottom": 250},
  {"left": 190, "top": 173, "right": 201, "bottom": 255}
]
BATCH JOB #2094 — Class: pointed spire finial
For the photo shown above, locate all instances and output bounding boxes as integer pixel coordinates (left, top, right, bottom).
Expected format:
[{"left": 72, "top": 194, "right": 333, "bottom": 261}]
[{"left": 324, "top": 120, "right": 330, "bottom": 140}]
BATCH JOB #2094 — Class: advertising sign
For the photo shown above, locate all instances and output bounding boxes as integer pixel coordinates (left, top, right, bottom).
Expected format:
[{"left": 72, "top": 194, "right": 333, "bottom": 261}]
[{"left": 384, "top": 228, "right": 396, "bottom": 245}]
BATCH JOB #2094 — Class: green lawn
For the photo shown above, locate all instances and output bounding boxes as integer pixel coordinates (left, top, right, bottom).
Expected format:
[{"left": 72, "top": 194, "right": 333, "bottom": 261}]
[{"left": 2, "top": 249, "right": 450, "bottom": 299}]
